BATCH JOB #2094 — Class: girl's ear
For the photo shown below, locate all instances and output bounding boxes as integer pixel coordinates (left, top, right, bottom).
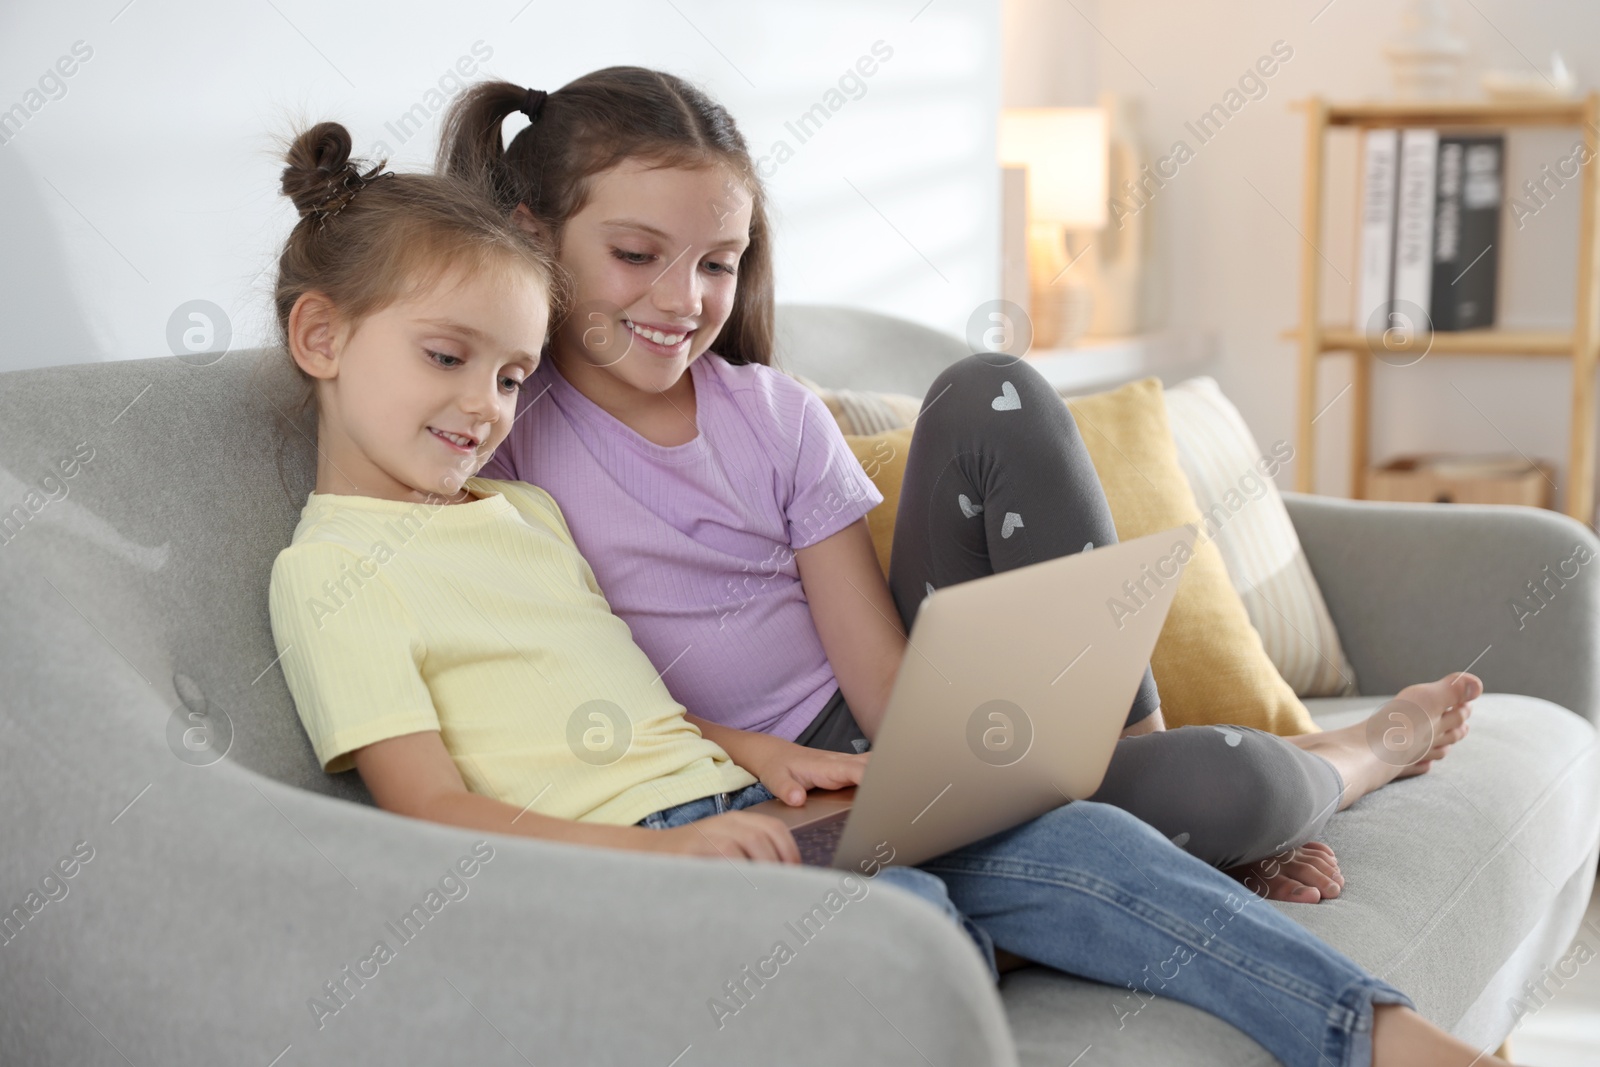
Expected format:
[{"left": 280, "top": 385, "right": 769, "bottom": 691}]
[
  {"left": 512, "top": 202, "right": 553, "bottom": 244},
  {"left": 287, "top": 291, "right": 343, "bottom": 381}
]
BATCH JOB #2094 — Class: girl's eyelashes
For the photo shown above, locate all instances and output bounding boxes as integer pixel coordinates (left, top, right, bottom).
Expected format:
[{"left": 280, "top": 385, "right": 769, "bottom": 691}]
[
  {"left": 427, "top": 349, "right": 523, "bottom": 394},
  {"left": 610, "top": 246, "right": 738, "bottom": 277},
  {"left": 610, "top": 247, "right": 654, "bottom": 265}
]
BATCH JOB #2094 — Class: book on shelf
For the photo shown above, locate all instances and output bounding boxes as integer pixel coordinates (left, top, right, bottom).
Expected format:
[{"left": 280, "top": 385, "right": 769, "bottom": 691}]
[
  {"left": 1394, "top": 129, "right": 1438, "bottom": 327},
  {"left": 1353, "top": 128, "right": 1503, "bottom": 335},
  {"left": 1431, "top": 135, "right": 1503, "bottom": 330},
  {"left": 1355, "top": 128, "right": 1398, "bottom": 337}
]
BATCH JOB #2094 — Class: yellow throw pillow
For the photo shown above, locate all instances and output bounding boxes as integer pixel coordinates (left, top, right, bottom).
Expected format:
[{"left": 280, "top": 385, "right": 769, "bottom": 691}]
[
  {"left": 1065, "top": 378, "right": 1317, "bottom": 736},
  {"left": 841, "top": 381, "right": 1315, "bottom": 737},
  {"left": 843, "top": 426, "right": 915, "bottom": 579},
  {"left": 838, "top": 379, "right": 1312, "bottom": 739}
]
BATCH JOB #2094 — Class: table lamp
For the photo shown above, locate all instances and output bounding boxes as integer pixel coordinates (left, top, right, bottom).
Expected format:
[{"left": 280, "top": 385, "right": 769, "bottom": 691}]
[{"left": 999, "top": 107, "right": 1108, "bottom": 348}]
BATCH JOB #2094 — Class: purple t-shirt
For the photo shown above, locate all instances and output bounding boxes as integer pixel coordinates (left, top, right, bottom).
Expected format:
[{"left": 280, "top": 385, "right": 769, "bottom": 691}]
[{"left": 480, "top": 352, "right": 884, "bottom": 740}]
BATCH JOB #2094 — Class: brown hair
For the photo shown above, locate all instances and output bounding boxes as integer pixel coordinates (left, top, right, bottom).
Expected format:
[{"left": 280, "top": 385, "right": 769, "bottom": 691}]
[
  {"left": 436, "top": 68, "right": 773, "bottom": 366},
  {"left": 272, "top": 120, "right": 563, "bottom": 419}
]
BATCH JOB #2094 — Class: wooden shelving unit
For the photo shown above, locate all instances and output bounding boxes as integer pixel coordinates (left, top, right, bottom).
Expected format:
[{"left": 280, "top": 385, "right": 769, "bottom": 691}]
[{"left": 1292, "top": 93, "right": 1600, "bottom": 521}]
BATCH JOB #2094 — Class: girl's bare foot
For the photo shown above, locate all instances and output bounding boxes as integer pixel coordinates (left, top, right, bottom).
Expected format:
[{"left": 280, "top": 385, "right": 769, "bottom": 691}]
[
  {"left": 1287, "top": 673, "right": 1482, "bottom": 811},
  {"left": 1226, "top": 841, "right": 1345, "bottom": 903}
]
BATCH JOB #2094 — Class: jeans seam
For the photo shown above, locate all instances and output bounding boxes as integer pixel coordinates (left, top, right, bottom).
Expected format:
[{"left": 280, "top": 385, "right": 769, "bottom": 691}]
[
  {"left": 921, "top": 856, "right": 1343, "bottom": 1012},
  {"left": 1322, "top": 977, "right": 1413, "bottom": 1067}
]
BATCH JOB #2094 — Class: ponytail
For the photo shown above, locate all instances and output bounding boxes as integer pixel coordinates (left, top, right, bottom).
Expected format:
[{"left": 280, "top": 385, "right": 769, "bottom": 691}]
[
  {"left": 436, "top": 81, "right": 531, "bottom": 214},
  {"left": 438, "top": 69, "right": 775, "bottom": 367}
]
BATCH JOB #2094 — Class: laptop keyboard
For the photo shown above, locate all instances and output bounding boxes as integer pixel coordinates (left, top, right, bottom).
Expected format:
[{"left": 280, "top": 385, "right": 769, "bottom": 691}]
[{"left": 792, "top": 814, "right": 848, "bottom": 866}]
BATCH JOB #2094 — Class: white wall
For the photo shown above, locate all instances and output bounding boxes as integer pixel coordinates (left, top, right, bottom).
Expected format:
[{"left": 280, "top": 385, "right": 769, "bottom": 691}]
[
  {"left": 1011, "top": 0, "right": 1599, "bottom": 512},
  {"left": 0, "top": 0, "right": 999, "bottom": 372}
]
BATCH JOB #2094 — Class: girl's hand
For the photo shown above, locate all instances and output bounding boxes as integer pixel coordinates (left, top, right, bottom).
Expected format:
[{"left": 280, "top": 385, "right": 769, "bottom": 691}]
[
  {"left": 682, "top": 713, "right": 867, "bottom": 806},
  {"left": 745, "top": 736, "right": 868, "bottom": 807},
  {"left": 653, "top": 811, "right": 801, "bottom": 864}
]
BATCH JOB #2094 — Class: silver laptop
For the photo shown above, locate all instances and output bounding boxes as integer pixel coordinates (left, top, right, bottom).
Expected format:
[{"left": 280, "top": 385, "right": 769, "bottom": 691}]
[{"left": 749, "top": 523, "right": 1197, "bottom": 871}]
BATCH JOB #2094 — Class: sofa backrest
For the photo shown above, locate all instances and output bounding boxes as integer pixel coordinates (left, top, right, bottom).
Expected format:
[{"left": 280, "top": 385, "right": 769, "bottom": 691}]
[
  {"left": 0, "top": 346, "right": 371, "bottom": 804},
  {"left": 0, "top": 305, "right": 971, "bottom": 805},
  {"left": 773, "top": 303, "right": 970, "bottom": 398}
]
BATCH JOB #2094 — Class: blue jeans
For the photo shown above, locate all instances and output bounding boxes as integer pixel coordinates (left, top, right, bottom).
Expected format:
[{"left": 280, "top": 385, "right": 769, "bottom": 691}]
[
  {"left": 640, "top": 786, "right": 1413, "bottom": 1067},
  {"left": 636, "top": 783, "right": 996, "bottom": 972}
]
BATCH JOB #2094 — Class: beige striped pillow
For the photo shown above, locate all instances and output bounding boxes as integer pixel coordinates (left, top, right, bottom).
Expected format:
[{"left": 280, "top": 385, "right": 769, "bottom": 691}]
[
  {"left": 1163, "top": 377, "right": 1357, "bottom": 697},
  {"left": 786, "top": 372, "right": 922, "bottom": 435}
]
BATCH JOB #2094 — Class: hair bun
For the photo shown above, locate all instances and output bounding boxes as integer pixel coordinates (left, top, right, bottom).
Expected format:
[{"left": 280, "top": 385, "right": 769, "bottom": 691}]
[{"left": 280, "top": 121, "right": 370, "bottom": 221}]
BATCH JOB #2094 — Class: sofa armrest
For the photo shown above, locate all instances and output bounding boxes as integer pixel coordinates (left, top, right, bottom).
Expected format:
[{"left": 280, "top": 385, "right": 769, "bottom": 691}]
[
  {"left": 1281, "top": 492, "right": 1600, "bottom": 725},
  {"left": 1, "top": 572, "right": 1014, "bottom": 1066}
]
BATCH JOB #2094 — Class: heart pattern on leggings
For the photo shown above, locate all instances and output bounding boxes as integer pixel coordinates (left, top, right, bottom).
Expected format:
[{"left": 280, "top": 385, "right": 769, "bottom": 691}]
[
  {"left": 1213, "top": 725, "right": 1244, "bottom": 747},
  {"left": 958, "top": 494, "right": 983, "bottom": 519},
  {"left": 1170, "top": 831, "right": 1192, "bottom": 849},
  {"left": 991, "top": 381, "right": 1021, "bottom": 411},
  {"left": 1001, "top": 512, "right": 1024, "bottom": 538}
]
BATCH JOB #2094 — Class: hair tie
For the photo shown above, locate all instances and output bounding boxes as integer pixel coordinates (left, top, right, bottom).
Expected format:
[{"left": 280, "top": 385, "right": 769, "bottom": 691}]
[{"left": 520, "top": 87, "right": 549, "bottom": 124}]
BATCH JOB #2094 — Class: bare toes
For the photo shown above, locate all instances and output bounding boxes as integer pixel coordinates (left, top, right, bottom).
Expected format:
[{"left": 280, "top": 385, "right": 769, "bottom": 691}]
[
  {"left": 1446, "top": 672, "right": 1483, "bottom": 704},
  {"left": 1405, "top": 673, "right": 1482, "bottom": 713},
  {"left": 1430, "top": 721, "right": 1470, "bottom": 757}
]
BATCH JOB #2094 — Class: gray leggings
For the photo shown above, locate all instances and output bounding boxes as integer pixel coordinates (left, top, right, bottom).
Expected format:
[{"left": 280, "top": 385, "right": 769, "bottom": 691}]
[{"left": 796, "top": 353, "right": 1344, "bottom": 870}]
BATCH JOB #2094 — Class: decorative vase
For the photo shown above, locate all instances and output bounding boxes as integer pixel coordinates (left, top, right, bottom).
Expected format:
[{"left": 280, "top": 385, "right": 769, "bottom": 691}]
[{"left": 1385, "top": 0, "right": 1469, "bottom": 100}]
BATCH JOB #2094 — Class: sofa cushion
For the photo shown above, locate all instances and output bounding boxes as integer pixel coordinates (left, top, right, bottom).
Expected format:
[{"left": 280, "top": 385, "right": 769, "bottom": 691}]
[
  {"left": 819, "top": 375, "right": 1318, "bottom": 736},
  {"left": 800, "top": 371, "right": 1336, "bottom": 735},
  {"left": 790, "top": 370, "right": 924, "bottom": 437},
  {"left": 1000, "top": 693, "right": 1600, "bottom": 1064},
  {"left": 1164, "top": 377, "right": 1357, "bottom": 699},
  {"left": 1065, "top": 378, "right": 1316, "bottom": 736},
  {"left": 842, "top": 426, "right": 914, "bottom": 578}
]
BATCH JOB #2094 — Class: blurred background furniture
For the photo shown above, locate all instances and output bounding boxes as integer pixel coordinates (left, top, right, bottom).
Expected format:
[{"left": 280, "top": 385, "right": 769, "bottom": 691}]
[{"left": 1289, "top": 95, "right": 1600, "bottom": 520}]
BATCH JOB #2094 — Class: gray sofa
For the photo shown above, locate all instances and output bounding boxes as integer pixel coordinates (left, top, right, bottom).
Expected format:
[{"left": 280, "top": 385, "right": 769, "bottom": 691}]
[{"left": 2, "top": 305, "right": 1597, "bottom": 1066}]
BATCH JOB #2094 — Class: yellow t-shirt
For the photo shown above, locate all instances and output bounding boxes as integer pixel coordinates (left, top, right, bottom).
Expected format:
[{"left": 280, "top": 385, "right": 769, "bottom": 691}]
[{"left": 267, "top": 477, "right": 756, "bottom": 826}]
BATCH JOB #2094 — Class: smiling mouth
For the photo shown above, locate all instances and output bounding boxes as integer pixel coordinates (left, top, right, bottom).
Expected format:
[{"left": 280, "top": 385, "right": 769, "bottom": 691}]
[
  {"left": 429, "top": 427, "right": 479, "bottom": 452},
  {"left": 622, "top": 318, "right": 693, "bottom": 348}
]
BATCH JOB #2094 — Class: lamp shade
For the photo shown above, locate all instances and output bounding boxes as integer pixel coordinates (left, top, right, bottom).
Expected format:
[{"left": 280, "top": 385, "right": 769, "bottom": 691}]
[{"left": 999, "top": 107, "right": 1108, "bottom": 228}]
